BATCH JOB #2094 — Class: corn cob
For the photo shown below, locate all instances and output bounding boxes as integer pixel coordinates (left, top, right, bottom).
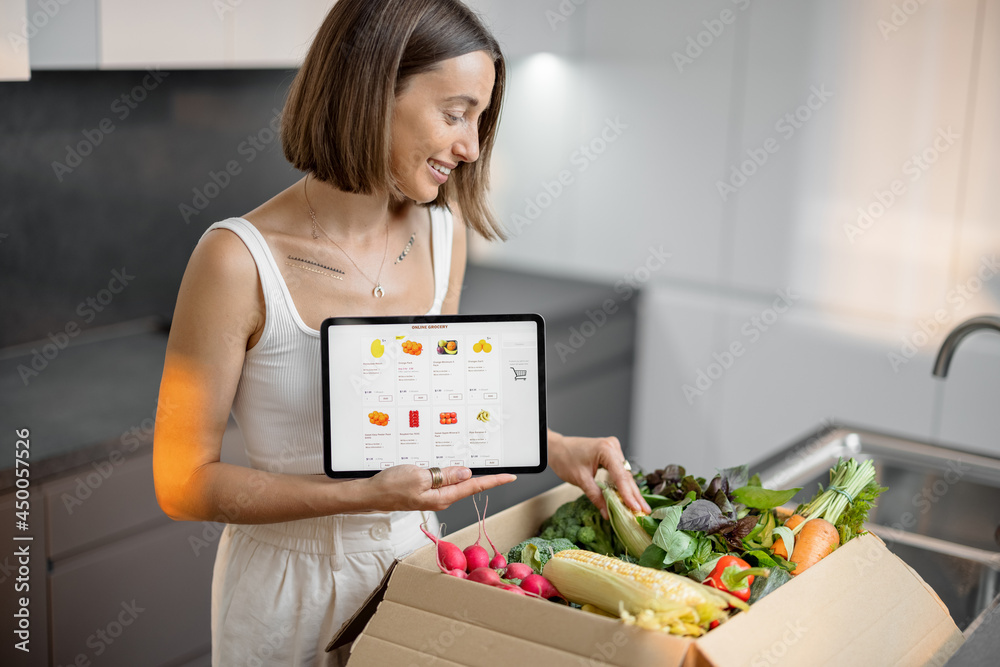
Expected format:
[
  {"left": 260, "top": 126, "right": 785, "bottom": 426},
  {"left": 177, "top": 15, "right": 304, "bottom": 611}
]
[
  {"left": 543, "top": 550, "right": 748, "bottom": 636},
  {"left": 603, "top": 485, "right": 653, "bottom": 558}
]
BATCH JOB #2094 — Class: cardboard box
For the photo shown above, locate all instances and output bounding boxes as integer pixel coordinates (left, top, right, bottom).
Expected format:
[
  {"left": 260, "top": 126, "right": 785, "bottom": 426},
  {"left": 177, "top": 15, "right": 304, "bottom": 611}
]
[{"left": 333, "top": 483, "right": 965, "bottom": 666}]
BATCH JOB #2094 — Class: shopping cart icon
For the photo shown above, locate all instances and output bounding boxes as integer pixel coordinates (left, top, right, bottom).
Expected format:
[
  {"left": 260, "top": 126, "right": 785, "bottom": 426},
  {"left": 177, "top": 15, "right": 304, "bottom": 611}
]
[{"left": 510, "top": 367, "right": 527, "bottom": 381}]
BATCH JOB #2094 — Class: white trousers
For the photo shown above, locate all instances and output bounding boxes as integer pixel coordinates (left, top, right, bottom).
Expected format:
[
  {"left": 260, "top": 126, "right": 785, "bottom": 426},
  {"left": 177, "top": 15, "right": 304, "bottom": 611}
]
[{"left": 211, "top": 510, "right": 439, "bottom": 666}]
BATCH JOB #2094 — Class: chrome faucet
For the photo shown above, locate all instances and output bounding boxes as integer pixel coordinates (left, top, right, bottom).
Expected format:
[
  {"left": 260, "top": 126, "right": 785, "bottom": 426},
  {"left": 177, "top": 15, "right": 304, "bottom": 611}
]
[{"left": 932, "top": 315, "right": 1000, "bottom": 377}]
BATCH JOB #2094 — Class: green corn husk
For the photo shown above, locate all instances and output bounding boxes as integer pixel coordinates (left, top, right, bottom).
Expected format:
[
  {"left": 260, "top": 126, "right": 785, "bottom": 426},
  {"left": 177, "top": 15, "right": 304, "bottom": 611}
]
[{"left": 603, "top": 484, "right": 654, "bottom": 558}]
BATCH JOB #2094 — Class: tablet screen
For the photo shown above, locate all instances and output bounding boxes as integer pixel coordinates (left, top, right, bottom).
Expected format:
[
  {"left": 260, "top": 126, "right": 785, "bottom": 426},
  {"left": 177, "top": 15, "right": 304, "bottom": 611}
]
[{"left": 321, "top": 314, "right": 547, "bottom": 477}]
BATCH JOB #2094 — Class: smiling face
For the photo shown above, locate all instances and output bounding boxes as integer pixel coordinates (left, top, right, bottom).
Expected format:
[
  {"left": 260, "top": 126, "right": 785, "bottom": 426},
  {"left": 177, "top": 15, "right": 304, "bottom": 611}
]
[{"left": 389, "top": 51, "right": 496, "bottom": 203}]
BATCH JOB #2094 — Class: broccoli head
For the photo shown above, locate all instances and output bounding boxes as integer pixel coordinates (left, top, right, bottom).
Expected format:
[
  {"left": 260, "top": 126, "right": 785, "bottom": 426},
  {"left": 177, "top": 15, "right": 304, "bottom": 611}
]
[
  {"left": 538, "top": 494, "right": 618, "bottom": 556},
  {"left": 505, "top": 537, "right": 576, "bottom": 573}
]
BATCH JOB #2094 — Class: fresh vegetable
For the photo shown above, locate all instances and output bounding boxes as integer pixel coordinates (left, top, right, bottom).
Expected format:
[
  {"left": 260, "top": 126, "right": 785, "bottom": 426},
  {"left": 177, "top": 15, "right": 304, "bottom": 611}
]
[
  {"left": 463, "top": 497, "right": 491, "bottom": 571},
  {"left": 603, "top": 484, "right": 654, "bottom": 558},
  {"left": 542, "top": 549, "right": 747, "bottom": 636},
  {"left": 770, "top": 514, "right": 804, "bottom": 559},
  {"left": 519, "top": 573, "right": 562, "bottom": 600},
  {"left": 420, "top": 521, "right": 467, "bottom": 574},
  {"left": 502, "top": 562, "right": 533, "bottom": 581},
  {"left": 538, "top": 494, "right": 617, "bottom": 556},
  {"left": 701, "top": 555, "right": 768, "bottom": 602},
  {"left": 466, "top": 566, "right": 503, "bottom": 586},
  {"left": 478, "top": 496, "right": 507, "bottom": 570},
  {"left": 747, "top": 565, "right": 792, "bottom": 603},
  {"left": 506, "top": 537, "right": 577, "bottom": 572},
  {"left": 784, "top": 517, "right": 839, "bottom": 575},
  {"left": 795, "top": 458, "right": 886, "bottom": 545}
]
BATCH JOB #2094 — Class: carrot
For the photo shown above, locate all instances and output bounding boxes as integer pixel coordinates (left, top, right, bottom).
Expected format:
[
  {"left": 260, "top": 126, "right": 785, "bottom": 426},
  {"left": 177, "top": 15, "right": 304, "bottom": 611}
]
[
  {"left": 787, "top": 517, "right": 839, "bottom": 575},
  {"left": 771, "top": 514, "right": 805, "bottom": 559}
]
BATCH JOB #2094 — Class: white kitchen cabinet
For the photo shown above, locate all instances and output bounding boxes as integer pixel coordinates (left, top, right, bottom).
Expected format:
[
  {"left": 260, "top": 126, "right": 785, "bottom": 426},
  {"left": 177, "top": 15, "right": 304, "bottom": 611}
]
[
  {"left": 27, "top": 0, "right": 99, "bottom": 69},
  {"left": 98, "top": 0, "right": 333, "bottom": 69},
  {"left": 231, "top": 0, "right": 334, "bottom": 68},
  {"left": 99, "top": 0, "right": 228, "bottom": 69},
  {"left": 1, "top": 0, "right": 30, "bottom": 80}
]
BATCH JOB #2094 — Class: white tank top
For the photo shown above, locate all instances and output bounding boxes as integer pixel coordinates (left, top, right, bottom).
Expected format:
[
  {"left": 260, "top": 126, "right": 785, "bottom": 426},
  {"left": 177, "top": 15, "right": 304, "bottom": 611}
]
[{"left": 198, "top": 207, "right": 454, "bottom": 474}]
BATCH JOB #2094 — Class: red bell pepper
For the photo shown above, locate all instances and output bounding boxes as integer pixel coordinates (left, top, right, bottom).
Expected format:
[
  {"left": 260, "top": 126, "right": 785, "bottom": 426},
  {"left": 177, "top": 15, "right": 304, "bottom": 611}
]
[{"left": 703, "top": 555, "right": 769, "bottom": 602}]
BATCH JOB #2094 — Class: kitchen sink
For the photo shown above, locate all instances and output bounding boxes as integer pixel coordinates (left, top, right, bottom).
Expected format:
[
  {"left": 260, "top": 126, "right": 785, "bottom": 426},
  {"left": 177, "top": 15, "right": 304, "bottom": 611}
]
[{"left": 752, "top": 424, "right": 1000, "bottom": 633}]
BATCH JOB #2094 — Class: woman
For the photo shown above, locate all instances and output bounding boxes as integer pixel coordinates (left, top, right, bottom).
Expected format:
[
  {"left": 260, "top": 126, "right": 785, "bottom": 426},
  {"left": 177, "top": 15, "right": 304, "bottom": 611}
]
[{"left": 152, "top": 0, "right": 649, "bottom": 664}]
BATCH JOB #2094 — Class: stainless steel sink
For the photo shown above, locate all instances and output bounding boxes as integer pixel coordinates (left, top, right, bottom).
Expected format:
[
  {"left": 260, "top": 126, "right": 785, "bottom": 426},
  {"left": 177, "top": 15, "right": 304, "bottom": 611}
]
[{"left": 752, "top": 424, "right": 1000, "bottom": 633}]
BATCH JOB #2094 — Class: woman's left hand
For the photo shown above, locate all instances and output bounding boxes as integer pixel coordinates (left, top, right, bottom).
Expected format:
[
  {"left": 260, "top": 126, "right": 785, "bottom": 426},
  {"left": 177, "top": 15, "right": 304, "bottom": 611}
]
[{"left": 547, "top": 429, "right": 651, "bottom": 520}]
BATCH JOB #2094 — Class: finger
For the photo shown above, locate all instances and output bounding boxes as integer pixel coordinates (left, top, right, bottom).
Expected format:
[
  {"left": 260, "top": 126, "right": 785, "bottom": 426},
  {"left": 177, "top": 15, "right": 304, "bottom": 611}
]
[
  {"left": 437, "top": 474, "right": 517, "bottom": 503},
  {"left": 440, "top": 466, "right": 473, "bottom": 486},
  {"left": 576, "top": 475, "right": 609, "bottom": 521},
  {"left": 599, "top": 445, "right": 650, "bottom": 514}
]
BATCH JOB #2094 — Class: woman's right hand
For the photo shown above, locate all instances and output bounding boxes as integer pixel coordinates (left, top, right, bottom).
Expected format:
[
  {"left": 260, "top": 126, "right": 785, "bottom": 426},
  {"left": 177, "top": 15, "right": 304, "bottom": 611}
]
[{"left": 364, "top": 465, "right": 516, "bottom": 512}]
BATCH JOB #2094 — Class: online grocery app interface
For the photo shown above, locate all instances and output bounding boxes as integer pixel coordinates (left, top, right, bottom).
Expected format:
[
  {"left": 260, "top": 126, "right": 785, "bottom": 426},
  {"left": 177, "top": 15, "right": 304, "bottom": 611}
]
[{"left": 323, "top": 315, "right": 545, "bottom": 476}]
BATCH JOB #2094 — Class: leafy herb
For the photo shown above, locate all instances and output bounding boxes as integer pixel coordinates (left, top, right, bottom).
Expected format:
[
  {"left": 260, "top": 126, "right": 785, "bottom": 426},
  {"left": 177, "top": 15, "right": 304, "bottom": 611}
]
[
  {"left": 835, "top": 479, "right": 887, "bottom": 544},
  {"left": 678, "top": 499, "right": 735, "bottom": 534},
  {"left": 731, "top": 485, "right": 802, "bottom": 510}
]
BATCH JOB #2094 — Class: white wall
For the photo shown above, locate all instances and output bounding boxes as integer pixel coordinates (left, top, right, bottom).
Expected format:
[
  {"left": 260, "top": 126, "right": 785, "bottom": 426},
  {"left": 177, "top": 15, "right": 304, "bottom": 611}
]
[{"left": 466, "top": 0, "right": 1000, "bottom": 471}]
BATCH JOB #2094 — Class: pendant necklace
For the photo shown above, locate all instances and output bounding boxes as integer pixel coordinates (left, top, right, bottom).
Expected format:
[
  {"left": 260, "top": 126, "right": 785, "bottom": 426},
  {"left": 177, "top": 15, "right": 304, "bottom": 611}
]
[{"left": 304, "top": 175, "right": 388, "bottom": 298}]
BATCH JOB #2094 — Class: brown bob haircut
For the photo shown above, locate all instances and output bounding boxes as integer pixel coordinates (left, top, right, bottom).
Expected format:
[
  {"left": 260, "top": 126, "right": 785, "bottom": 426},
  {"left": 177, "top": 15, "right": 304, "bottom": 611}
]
[{"left": 281, "top": 0, "right": 507, "bottom": 240}]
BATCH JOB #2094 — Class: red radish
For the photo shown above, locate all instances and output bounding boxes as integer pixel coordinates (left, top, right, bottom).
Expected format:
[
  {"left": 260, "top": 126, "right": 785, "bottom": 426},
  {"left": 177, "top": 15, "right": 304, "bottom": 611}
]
[
  {"left": 494, "top": 583, "right": 531, "bottom": 595},
  {"left": 463, "top": 497, "right": 491, "bottom": 572},
  {"left": 421, "top": 521, "right": 467, "bottom": 575},
  {"left": 502, "top": 562, "right": 534, "bottom": 580},
  {"left": 480, "top": 496, "right": 508, "bottom": 570},
  {"left": 519, "top": 574, "right": 562, "bottom": 600},
  {"left": 466, "top": 567, "right": 503, "bottom": 586}
]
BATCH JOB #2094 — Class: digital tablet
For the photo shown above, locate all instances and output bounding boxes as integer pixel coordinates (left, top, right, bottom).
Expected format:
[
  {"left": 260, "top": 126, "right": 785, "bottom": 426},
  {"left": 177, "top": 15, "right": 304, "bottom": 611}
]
[{"left": 320, "top": 314, "right": 547, "bottom": 478}]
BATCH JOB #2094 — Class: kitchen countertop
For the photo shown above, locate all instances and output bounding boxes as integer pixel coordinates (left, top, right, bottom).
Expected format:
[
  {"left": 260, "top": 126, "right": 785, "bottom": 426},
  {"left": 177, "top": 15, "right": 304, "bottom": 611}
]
[{"left": 0, "top": 317, "right": 168, "bottom": 493}]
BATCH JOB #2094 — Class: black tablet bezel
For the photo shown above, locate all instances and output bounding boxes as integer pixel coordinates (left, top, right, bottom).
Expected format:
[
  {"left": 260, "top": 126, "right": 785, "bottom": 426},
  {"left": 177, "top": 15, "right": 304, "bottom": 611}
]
[{"left": 320, "top": 313, "right": 547, "bottom": 478}]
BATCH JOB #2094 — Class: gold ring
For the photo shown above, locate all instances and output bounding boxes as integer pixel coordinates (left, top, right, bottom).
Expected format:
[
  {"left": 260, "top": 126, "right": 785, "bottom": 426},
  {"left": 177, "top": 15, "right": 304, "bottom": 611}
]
[
  {"left": 623, "top": 460, "right": 632, "bottom": 471},
  {"left": 428, "top": 467, "right": 444, "bottom": 490}
]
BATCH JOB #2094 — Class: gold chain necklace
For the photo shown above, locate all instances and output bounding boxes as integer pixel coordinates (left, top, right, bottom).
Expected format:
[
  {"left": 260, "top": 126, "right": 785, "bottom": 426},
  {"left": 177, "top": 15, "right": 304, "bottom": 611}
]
[{"left": 304, "top": 175, "right": 389, "bottom": 298}]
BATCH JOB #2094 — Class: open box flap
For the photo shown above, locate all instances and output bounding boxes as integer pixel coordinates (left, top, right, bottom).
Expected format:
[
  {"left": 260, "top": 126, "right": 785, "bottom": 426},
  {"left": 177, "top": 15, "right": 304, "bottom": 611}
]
[
  {"left": 325, "top": 558, "right": 399, "bottom": 652},
  {"left": 387, "top": 550, "right": 691, "bottom": 666},
  {"left": 694, "top": 534, "right": 964, "bottom": 666},
  {"left": 348, "top": 634, "right": 467, "bottom": 666},
  {"left": 365, "top": 599, "right": 617, "bottom": 666}
]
